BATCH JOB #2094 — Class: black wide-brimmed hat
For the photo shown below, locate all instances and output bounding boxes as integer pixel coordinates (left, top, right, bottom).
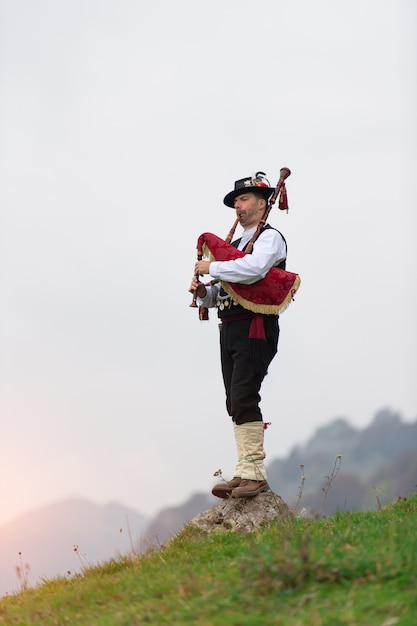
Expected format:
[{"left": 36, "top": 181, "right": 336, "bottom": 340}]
[{"left": 223, "top": 171, "right": 274, "bottom": 208}]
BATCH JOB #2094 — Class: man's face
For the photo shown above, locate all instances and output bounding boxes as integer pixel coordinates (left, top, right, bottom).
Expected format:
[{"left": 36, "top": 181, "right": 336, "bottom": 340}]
[{"left": 234, "top": 193, "right": 266, "bottom": 230}]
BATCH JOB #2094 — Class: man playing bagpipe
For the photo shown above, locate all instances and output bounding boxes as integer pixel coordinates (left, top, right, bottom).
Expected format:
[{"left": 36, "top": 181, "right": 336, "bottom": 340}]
[{"left": 189, "top": 170, "right": 300, "bottom": 498}]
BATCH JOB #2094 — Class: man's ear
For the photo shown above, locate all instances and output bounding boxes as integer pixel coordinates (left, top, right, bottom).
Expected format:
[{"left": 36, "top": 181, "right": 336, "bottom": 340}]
[{"left": 259, "top": 198, "right": 267, "bottom": 212}]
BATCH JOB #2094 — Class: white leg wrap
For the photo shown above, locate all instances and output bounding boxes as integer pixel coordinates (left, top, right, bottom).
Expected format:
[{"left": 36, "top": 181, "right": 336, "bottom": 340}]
[
  {"left": 237, "top": 422, "right": 267, "bottom": 481},
  {"left": 233, "top": 423, "right": 244, "bottom": 478}
]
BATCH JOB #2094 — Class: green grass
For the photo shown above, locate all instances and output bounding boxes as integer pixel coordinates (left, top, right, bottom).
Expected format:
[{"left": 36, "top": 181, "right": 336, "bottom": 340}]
[{"left": 1, "top": 495, "right": 416, "bottom": 625}]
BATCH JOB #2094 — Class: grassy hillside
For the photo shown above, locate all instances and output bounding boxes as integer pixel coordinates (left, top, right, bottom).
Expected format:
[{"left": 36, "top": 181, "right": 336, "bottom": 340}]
[{"left": 1, "top": 494, "right": 416, "bottom": 625}]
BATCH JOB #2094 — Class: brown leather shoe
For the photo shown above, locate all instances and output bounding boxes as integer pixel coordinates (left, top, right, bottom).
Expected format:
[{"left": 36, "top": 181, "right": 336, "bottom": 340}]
[
  {"left": 212, "top": 477, "right": 241, "bottom": 499},
  {"left": 231, "top": 479, "right": 268, "bottom": 498}
]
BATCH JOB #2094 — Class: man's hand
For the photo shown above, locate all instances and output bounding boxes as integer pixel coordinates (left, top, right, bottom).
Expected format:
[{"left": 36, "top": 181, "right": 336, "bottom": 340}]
[
  {"left": 194, "top": 260, "right": 211, "bottom": 276},
  {"left": 188, "top": 276, "right": 199, "bottom": 293},
  {"left": 188, "top": 275, "right": 207, "bottom": 298},
  {"left": 188, "top": 261, "right": 211, "bottom": 295}
]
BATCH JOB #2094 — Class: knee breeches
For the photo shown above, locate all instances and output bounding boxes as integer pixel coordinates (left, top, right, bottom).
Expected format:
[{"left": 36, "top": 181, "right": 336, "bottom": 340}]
[{"left": 219, "top": 316, "right": 279, "bottom": 425}]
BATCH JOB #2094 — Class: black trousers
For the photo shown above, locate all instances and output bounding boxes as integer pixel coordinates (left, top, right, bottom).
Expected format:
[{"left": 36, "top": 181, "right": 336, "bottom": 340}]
[{"left": 219, "top": 316, "right": 279, "bottom": 425}]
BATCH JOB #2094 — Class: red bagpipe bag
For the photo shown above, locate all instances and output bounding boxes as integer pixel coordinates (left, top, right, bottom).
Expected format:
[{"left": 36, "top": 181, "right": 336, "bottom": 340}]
[{"left": 197, "top": 232, "right": 301, "bottom": 315}]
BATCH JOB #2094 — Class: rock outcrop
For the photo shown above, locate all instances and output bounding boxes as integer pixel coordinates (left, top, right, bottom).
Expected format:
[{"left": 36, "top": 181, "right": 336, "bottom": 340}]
[{"left": 187, "top": 491, "right": 292, "bottom": 534}]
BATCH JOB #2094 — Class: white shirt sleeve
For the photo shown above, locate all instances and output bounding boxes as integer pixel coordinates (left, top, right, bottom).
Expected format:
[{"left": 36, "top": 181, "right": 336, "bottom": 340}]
[
  {"left": 208, "top": 228, "right": 286, "bottom": 285},
  {"left": 197, "top": 282, "right": 221, "bottom": 307}
]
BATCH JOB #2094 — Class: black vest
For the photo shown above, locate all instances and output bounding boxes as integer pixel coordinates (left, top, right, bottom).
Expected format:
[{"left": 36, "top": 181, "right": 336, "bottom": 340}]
[{"left": 217, "top": 225, "right": 287, "bottom": 319}]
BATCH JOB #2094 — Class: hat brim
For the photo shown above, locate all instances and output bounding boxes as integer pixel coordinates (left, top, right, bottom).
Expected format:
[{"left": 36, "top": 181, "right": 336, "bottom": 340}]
[{"left": 223, "top": 186, "right": 274, "bottom": 208}]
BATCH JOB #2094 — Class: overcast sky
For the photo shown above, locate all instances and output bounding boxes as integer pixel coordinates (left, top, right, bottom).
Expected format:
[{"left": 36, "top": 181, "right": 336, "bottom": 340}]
[{"left": 1, "top": 0, "right": 416, "bottom": 526}]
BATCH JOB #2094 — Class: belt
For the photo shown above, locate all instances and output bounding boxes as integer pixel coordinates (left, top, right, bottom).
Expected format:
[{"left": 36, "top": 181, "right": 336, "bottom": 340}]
[{"left": 219, "top": 313, "right": 254, "bottom": 323}]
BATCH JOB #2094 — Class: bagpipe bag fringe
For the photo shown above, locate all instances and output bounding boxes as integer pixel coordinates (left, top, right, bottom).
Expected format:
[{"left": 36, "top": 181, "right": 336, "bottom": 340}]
[{"left": 198, "top": 232, "right": 301, "bottom": 315}]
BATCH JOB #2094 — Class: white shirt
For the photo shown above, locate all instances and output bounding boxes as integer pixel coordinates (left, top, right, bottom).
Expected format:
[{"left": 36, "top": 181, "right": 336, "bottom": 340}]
[{"left": 198, "top": 225, "right": 286, "bottom": 308}]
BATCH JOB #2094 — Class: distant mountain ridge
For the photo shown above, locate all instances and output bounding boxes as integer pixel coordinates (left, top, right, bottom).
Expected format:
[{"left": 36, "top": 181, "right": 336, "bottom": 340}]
[
  {"left": 266, "top": 408, "right": 417, "bottom": 514},
  {"left": 1, "top": 408, "right": 415, "bottom": 597}
]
